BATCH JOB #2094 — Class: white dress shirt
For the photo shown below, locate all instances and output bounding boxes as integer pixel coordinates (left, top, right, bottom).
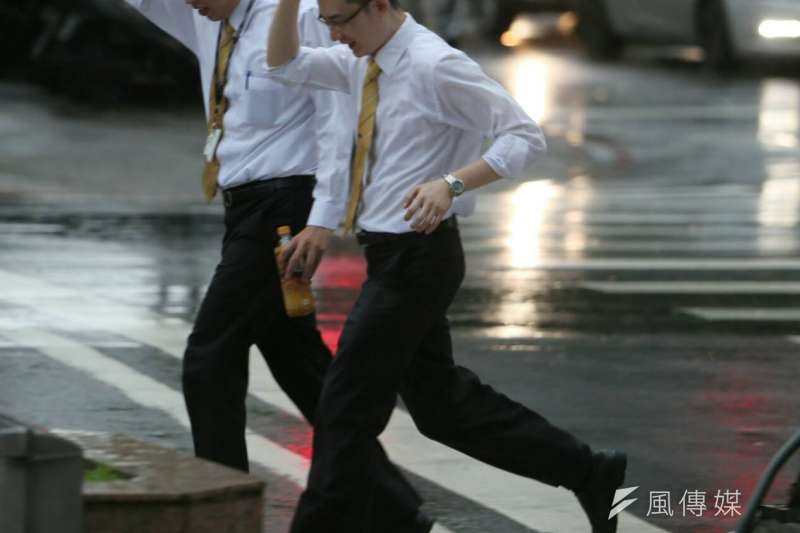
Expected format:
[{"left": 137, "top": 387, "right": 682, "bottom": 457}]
[
  {"left": 124, "top": 0, "right": 351, "bottom": 229},
  {"left": 268, "top": 14, "right": 546, "bottom": 234}
]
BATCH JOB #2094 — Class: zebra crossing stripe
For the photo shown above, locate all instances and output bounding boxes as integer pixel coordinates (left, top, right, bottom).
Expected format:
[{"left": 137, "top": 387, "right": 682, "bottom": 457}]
[
  {"left": 684, "top": 308, "right": 800, "bottom": 322},
  {"left": 494, "top": 258, "right": 800, "bottom": 271},
  {"left": 464, "top": 241, "right": 798, "bottom": 254},
  {"left": 583, "top": 281, "right": 800, "bottom": 295},
  {"left": 583, "top": 281, "right": 800, "bottom": 326}
]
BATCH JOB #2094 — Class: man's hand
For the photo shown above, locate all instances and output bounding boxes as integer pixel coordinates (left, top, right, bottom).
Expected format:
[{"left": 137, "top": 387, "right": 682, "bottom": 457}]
[
  {"left": 403, "top": 178, "right": 453, "bottom": 234},
  {"left": 278, "top": 225, "right": 333, "bottom": 282}
]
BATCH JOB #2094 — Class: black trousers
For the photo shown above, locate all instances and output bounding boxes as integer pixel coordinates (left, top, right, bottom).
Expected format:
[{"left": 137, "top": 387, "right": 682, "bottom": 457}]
[
  {"left": 290, "top": 220, "right": 593, "bottom": 533},
  {"left": 181, "top": 178, "right": 422, "bottom": 531}
]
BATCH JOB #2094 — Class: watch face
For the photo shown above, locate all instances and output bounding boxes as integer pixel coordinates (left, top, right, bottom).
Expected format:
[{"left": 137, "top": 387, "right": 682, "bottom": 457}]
[
  {"left": 447, "top": 175, "right": 465, "bottom": 196},
  {"left": 445, "top": 174, "right": 465, "bottom": 197}
]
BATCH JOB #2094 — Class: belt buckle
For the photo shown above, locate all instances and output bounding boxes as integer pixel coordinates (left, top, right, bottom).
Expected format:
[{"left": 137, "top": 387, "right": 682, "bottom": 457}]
[{"left": 223, "top": 189, "right": 233, "bottom": 208}]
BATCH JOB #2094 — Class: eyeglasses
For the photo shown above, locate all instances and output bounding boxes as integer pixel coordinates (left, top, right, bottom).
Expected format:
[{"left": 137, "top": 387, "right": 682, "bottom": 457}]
[{"left": 318, "top": 1, "right": 370, "bottom": 28}]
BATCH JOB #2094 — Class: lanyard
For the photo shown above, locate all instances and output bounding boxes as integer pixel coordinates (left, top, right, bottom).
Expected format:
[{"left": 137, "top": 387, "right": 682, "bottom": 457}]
[{"left": 211, "top": 0, "right": 257, "bottom": 120}]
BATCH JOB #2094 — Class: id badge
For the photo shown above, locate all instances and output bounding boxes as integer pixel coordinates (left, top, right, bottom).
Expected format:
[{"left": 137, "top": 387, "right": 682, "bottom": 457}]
[{"left": 204, "top": 128, "right": 223, "bottom": 163}]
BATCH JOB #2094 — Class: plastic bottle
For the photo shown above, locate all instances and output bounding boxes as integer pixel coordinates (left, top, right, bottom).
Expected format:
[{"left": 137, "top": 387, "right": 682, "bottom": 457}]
[{"left": 274, "top": 226, "right": 316, "bottom": 317}]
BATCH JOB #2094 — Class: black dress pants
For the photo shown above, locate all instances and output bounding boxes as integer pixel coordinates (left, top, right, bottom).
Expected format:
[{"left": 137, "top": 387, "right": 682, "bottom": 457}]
[
  {"left": 181, "top": 177, "right": 422, "bottom": 530},
  {"left": 290, "top": 220, "right": 593, "bottom": 533}
]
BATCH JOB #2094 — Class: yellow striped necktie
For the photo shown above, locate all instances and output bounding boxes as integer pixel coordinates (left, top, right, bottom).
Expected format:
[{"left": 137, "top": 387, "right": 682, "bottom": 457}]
[
  {"left": 201, "top": 20, "right": 236, "bottom": 202},
  {"left": 343, "top": 58, "right": 382, "bottom": 233}
]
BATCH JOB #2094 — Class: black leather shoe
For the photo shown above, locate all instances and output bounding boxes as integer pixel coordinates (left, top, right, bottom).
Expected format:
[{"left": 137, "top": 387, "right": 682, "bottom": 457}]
[
  {"left": 412, "top": 511, "right": 435, "bottom": 533},
  {"left": 387, "top": 510, "right": 434, "bottom": 533},
  {"left": 575, "top": 450, "right": 627, "bottom": 533}
]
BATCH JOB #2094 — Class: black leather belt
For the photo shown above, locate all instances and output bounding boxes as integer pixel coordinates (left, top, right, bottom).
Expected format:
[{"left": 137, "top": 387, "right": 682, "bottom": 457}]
[
  {"left": 356, "top": 216, "right": 458, "bottom": 246},
  {"left": 222, "top": 175, "right": 315, "bottom": 208}
]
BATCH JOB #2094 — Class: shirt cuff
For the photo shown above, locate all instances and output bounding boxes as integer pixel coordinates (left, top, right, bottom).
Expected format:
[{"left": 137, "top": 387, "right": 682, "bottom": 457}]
[
  {"left": 483, "top": 134, "right": 544, "bottom": 179},
  {"left": 482, "top": 135, "right": 516, "bottom": 179},
  {"left": 307, "top": 198, "right": 344, "bottom": 230}
]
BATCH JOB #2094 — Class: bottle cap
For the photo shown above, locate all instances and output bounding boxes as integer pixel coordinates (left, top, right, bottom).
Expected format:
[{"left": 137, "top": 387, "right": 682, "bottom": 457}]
[{"left": 277, "top": 226, "right": 291, "bottom": 236}]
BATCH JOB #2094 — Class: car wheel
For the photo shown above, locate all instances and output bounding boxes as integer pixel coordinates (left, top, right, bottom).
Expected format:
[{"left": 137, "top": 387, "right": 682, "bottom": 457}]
[
  {"left": 574, "top": 0, "right": 621, "bottom": 60},
  {"left": 699, "top": 0, "right": 737, "bottom": 73},
  {"left": 574, "top": 0, "right": 622, "bottom": 60}
]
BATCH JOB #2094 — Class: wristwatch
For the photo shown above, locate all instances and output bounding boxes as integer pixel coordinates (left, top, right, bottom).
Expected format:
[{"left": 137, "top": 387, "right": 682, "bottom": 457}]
[{"left": 443, "top": 174, "right": 465, "bottom": 198}]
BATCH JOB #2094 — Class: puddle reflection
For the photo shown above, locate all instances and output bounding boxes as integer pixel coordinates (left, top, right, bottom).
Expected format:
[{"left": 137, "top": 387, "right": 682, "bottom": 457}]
[
  {"left": 757, "top": 80, "right": 800, "bottom": 255},
  {"left": 505, "top": 180, "right": 559, "bottom": 269},
  {"left": 758, "top": 80, "right": 800, "bottom": 150}
]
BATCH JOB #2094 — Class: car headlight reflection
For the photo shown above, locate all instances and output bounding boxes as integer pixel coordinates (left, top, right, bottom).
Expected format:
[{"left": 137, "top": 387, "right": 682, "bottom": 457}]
[{"left": 758, "top": 19, "right": 800, "bottom": 39}]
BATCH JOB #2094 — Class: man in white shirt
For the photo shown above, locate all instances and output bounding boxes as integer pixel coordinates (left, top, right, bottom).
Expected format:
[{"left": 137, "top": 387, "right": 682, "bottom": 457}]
[
  {"left": 123, "top": 1, "right": 430, "bottom": 531},
  {"left": 267, "top": 1, "right": 627, "bottom": 532}
]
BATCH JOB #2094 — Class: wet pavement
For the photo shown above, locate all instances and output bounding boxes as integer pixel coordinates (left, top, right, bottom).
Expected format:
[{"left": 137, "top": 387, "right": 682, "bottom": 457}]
[{"left": 2, "top": 20, "right": 800, "bottom": 533}]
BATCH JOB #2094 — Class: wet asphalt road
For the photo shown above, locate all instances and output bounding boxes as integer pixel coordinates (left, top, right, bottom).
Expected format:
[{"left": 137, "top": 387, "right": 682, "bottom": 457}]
[{"left": 2, "top": 23, "right": 800, "bottom": 533}]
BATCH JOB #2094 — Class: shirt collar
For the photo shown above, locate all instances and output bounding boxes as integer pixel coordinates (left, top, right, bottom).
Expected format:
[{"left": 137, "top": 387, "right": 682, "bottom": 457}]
[
  {"left": 373, "top": 13, "right": 417, "bottom": 76},
  {"left": 228, "top": 0, "right": 254, "bottom": 30}
]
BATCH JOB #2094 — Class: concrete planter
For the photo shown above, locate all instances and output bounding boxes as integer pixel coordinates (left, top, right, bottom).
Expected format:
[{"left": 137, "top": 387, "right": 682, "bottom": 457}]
[{"left": 58, "top": 432, "right": 265, "bottom": 533}]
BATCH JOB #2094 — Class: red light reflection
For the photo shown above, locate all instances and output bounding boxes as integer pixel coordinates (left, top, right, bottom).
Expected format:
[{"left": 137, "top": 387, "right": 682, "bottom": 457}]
[{"left": 313, "top": 246, "right": 367, "bottom": 354}]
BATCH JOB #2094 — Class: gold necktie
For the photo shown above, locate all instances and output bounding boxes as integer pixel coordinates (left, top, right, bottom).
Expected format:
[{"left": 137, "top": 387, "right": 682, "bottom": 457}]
[
  {"left": 201, "top": 20, "right": 236, "bottom": 202},
  {"left": 343, "top": 58, "right": 382, "bottom": 233}
]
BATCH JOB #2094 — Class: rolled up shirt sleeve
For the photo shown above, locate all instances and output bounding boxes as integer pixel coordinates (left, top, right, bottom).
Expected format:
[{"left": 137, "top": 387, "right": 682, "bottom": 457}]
[
  {"left": 430, "top": 54, "right": 546, "bottom": 179},
  {"left": 268, "top": 44, "right": 355, "bottom": 94},
  {"left": 124, "top": 0, "right": 199, "bottom": 53},
  {"left": 298, "top": 7, "right": 352, "bottom": 229},
  {"left": 307, "top": 90, "right": 353, "bottom": 228}
]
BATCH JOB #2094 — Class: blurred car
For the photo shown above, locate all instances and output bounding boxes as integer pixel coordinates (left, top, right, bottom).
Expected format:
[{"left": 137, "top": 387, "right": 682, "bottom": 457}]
[
  {"left": 2, "top": 0, "right": 198, "bottom": 103},
  {"left": 491, "top": 0, "right": 573, "bottom": 37},
  {"left": 573, "top": 0, "right": 800, "bottom": 71}
]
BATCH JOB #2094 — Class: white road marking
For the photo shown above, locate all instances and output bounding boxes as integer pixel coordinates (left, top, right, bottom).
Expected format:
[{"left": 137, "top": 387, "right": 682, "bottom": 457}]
[
  {"left": 464, "top": 240, "right": 796, "bottom": 254},
  {"left": 0, "top": 268, "right": 665, "bottom": 532},
  {"left": 561, "top": 212, "right": 755, "bottom": 225},
  {"left": 494, "top": 258, "right": 800, "bottom": 271},
  {"left": 583, "top": 279, "right": 800, "bottom": 327},
  {"left": 0, "top": 222, "right": 65, "bottom": 234},
  {"left": 583, "top": 281, "right": 800, "bottom": 295},
  {"left": 463, "top": 224, "right": 796, "bottom": 238},
  {"left": 552, "top": 105, "right": 762, "bottom": 122},
  {"left": 683, "top": 307, "right": 800, "bottom": 322},
  {"left": 0, "top": 340, "right": 143, "bottom": 348}
]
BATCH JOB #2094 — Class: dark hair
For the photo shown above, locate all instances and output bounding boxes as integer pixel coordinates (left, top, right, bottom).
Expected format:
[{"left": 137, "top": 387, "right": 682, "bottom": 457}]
[{"left": 346, "top": 0, "right": 400, "bottom": 7}]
